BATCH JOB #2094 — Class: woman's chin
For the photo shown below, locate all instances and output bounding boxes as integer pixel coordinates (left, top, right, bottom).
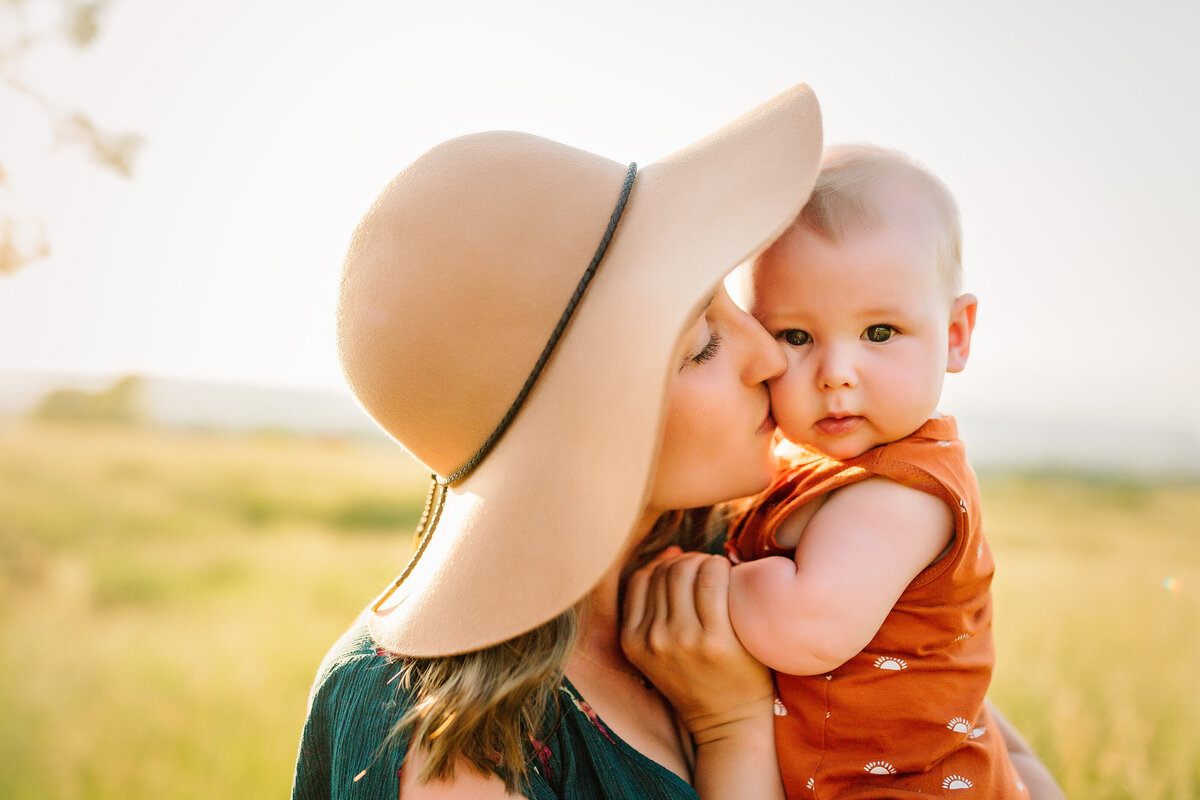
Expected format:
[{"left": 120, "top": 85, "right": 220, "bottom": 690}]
[{"left": 743, "top": 455, "right": 779, "bottom": 497}]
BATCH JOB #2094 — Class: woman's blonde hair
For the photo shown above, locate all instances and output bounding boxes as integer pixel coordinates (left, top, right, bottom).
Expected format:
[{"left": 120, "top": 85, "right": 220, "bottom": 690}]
[{"left": 393, "top": 506, "right": 722, "bottom": 792}]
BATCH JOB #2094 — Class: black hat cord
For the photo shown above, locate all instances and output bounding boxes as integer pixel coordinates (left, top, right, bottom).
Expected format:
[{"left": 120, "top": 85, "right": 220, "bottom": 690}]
[{"left": 372, "top": 162, "right": 638, "bottom": 613}]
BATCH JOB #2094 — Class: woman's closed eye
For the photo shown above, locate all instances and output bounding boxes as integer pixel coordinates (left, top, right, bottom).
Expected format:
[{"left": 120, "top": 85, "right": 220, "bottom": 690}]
[
  {"left": 779, "top": 329, "right": 811, "bottom": 347},
  {"left": 862, "top": 324, "right": 898, "bottom": 343},
  {"left": 689, "top": 331, "right": 723, "bottom": 365}
]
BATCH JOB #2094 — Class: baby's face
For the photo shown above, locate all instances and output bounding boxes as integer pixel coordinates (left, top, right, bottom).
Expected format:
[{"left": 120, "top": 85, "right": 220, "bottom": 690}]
[{"left": 749, "top": 217, "right": 961, "bottom": 460}]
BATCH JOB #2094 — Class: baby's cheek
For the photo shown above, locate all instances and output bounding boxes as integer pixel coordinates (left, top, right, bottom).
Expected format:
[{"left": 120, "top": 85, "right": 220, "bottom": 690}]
[
  {"left": 773, "top": 391, "right": 813, "bottom": 443},
  {"left": 768, "top": 381, "right": 806, "bottom": 424}
]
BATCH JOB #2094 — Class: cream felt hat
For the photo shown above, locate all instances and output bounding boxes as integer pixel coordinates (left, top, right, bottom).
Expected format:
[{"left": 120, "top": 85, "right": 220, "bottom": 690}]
[{"left": 338, "top": 83, "right": 822, "bottom": 657}]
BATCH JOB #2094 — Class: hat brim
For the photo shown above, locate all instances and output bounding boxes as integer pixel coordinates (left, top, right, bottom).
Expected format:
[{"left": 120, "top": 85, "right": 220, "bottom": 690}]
[{"left": 372, "top": 83, "right": 822, "bottom": 656}]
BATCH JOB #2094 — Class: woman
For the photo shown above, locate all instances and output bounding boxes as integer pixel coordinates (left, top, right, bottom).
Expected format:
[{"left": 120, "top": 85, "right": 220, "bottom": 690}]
[{"left": 292, "top": 84, "right": 1059, "bottom": 799}]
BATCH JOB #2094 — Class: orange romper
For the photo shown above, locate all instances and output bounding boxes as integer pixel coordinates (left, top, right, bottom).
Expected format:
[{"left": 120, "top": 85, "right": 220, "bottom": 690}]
[{"left": 727, "top": 417, "right": 1026, "bottom": 799}]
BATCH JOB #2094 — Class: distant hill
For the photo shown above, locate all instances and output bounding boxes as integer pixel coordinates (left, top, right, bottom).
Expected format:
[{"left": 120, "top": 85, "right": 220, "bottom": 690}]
[
  {"left": 954, "top": 414, "right": 1200, "bottom": 478},
  {"left": 0, "top": 371, "right": 385, "bottom": 440},
  {"left": 2, "top": 371, "right": 1198, "bottom": 477}
]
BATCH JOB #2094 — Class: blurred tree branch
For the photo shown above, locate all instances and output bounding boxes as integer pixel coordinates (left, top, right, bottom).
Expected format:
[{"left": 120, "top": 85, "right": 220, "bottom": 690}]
[{"left": 1, "top": 0, "right": 144, "bottom": 275}]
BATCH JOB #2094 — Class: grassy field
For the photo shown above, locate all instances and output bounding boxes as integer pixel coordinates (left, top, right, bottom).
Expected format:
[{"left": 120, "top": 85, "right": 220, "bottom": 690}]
[{"left": 1, "top": 421, "right": 1196, "bottom": 798}]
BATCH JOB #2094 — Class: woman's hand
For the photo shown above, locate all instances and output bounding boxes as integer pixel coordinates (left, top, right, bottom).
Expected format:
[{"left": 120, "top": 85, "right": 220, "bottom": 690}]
[
  {"left": 622, "top": 547, "right": 773, "bottom": 735},
  {"left": 622, "top": 547, "right": 784, "bottom": 800}
]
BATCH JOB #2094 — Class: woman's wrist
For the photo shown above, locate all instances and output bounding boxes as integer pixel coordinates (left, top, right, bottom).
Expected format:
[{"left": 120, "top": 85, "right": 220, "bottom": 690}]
[
  {"left": 687, "top": 696, "right": 776, "bottom": 747},
  {"left": 690, "top": 698, "right": 784, "bottom": 800}
]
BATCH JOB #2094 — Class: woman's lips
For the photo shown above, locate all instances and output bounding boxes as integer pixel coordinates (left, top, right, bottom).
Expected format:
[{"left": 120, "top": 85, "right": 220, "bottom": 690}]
[
  {"left": 757, "top": 410, "right": 776, "bottom": 435},
  {"left": 814, "top": 415, "right": 863, "bottom": 436}
]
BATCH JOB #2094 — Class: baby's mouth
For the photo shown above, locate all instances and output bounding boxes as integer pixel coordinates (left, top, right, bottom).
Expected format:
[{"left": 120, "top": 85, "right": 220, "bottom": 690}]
[{"left": 814, "top": 415, "right": 863, "bottom": 436}]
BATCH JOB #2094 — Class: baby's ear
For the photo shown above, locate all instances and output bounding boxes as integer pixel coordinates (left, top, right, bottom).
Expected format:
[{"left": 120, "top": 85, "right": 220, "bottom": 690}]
[{"left": 946, "top": 294, "right": 978, "bottom": 373}]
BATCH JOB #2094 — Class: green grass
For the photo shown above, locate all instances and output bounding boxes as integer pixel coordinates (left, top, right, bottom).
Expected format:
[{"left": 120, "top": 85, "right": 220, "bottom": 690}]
[
  {"left": 0, "top": 422, "right": 427, "bottom": 800},
  {"left": 984, "top": 473, "right": 1200, "bottom": 797},
  {"left": 1, "top": 421, "right": 1196, "bottom": 798}
]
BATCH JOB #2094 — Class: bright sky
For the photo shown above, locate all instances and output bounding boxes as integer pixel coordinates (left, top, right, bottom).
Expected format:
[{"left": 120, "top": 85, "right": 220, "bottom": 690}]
[{"left": 2, "top": 0, "right": 1198, "bottom": 435}]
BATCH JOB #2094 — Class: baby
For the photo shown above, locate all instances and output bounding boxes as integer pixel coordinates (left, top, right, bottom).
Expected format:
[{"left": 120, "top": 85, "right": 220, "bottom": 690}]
[{"left": 726, "top": 145, "right": 1026, "bottom": 797}]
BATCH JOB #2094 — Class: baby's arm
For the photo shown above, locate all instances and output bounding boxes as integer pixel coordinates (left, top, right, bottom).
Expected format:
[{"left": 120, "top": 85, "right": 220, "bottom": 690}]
[{"left": 727, "top": 477, "right": 953, "bottom": 675}]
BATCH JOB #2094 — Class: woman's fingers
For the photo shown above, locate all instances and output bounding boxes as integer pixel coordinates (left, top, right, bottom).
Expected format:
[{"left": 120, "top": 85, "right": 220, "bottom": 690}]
[
  {"left": 665, "top": 553, "right": 707, "bottom": 630},
  {"left": 624, "top": 550, "right": 735, "bottom": 660},
  {"left": 620, "top": 548, "right": 776, "bottom": 738},
  {"left": 622, "top": 546, "right": 682, "bottom": 648},
  {"left": 692, "top": 554, "right": 732, "bottom": 633},
  {"left": 622, "top": 563, "right": 649, "bottom": 634}
]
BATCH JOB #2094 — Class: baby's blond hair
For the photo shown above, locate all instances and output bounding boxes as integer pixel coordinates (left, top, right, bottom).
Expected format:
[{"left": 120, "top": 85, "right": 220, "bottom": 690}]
[{"left": 800, "top": 144, "right": 963, "bottom": 298}]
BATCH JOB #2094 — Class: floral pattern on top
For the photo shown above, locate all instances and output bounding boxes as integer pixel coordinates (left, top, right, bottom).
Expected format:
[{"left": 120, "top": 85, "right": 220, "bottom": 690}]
[
  {"left": 528, "top": 737, "right": 554, "bottom": 783},
  {"left": 527, "top": 681, "right": 625, "bottom": 780},
  {"left": 559, "top": 683, "right": 619, "bottom": 746}
]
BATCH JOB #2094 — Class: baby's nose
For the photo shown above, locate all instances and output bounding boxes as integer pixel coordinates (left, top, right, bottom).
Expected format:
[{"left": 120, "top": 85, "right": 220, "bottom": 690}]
[{"left": 816, "top": 346, "right": 858, "bottom": 390}]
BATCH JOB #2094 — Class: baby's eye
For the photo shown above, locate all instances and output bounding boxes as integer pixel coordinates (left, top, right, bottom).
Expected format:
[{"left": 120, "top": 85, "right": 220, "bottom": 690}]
[
  {"left": 863, "top": 325, "right": 897, "bottom": 343},
  {"left": 780, "top": 329, "right": 811, "bottom": 347}
]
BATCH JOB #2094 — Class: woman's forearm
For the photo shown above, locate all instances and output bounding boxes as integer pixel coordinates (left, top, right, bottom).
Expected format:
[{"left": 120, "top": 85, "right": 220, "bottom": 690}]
[{"left": 691, "top": 706, "right": 784, "bottom": 800}]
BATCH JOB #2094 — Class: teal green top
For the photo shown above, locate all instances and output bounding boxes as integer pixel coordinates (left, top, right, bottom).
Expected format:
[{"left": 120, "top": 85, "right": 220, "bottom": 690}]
[{"left": 291, "top": 618, "right": 698, "bottom": 800}]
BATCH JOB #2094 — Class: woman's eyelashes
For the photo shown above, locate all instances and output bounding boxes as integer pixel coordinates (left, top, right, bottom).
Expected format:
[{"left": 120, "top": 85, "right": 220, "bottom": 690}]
[{"left": 689, "top": 331, "right": 723, "bottom": 365}]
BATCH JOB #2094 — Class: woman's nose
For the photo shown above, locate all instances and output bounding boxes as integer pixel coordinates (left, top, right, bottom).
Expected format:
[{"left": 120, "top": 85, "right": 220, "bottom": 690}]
[{"left": 736, "top": 309, "right": 787, "bottom": 385}]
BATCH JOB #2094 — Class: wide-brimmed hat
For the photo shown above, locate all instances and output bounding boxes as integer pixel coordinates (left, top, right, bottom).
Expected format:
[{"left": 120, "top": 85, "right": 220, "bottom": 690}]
[{"left": 338, "top": 83, "right": 822, "bottom": 656}]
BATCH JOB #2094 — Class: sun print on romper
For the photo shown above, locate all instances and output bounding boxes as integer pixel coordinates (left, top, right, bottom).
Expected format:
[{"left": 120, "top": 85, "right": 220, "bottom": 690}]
[
  {"left": 947, "top": 716, "right": 972, "bottom": 733},
  {"left": 863, "top": 761, "right": 896, "bottom": 775},
  {"left": 873, "top": 656, "right": 907, "bottom": 670},
  {"left": 943, "top": 775, "right": 974, "bottom": 789},
  {"left": 773, "top": 697, "right": 788, "bottom": 716}
]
